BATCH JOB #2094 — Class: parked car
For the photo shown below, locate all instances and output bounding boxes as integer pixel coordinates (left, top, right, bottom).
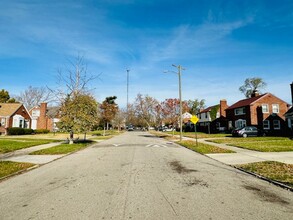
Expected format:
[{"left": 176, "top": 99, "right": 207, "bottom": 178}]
[
  {"left": 157, "top": 126, "right": 167, "bottom": 131},
  {"left": 127, "top": 125, "right": 134, "bottom": 131},
  {"left": 232, "top": 126, "right": 260, "bottom": 137}
]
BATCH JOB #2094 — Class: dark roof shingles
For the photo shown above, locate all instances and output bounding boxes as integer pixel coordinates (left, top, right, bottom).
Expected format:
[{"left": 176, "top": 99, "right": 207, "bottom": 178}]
[{"left": 226, "top": 93, "right": 267, "bottom": 110}]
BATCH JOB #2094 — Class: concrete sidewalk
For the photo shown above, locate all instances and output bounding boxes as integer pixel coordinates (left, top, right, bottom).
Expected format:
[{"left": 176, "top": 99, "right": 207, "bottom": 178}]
[
  {"left": 0, "top": 142, "right": 65, "bottom": 164},
  {"left": 189, "top": 137, "right": 293, "bottom": 165}
]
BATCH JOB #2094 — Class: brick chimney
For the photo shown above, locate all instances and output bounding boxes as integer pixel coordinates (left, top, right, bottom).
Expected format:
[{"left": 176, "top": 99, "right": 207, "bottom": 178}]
[
  {"left": 38, "top": 103, "right": 48, "bottom": 129},
  {"left": 40, "top": 103, "right": 47, "bottom": 118},
  {"left": 251, "top": 90, "right": 260, "bottom": 98},
  {"left": 220, "top": 99, "right": 228, "bottom": 117}
]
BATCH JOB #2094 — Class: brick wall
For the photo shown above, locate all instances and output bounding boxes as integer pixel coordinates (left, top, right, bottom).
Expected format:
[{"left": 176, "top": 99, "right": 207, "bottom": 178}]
[{"left": 251, "top": 93, "right": 288, "bottom": 125}]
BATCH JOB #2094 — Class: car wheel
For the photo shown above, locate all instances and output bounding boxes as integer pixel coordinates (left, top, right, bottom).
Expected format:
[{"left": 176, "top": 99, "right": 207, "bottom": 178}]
[{"left": 243, "top": 133, "right": 248, "bottom": 138}]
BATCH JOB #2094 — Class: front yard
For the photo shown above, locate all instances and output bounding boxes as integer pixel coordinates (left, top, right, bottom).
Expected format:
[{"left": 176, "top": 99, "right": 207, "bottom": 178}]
[
  {"left": 236, "top": 161, "right": 293, "bottom": 187},
  {"left": 29, "top": 141, "right": 93, "bottom": 155},
  {"left": 0, "top": 139, "right": 58, "bottom": 154},
  {"left": 0, "top": 161, "right": 35, "bottom": 179},
  {"left": 178, "top": 140, "right": 235, "bottom": 154},
  {"left": 207, "top": 137, "right": 293, "bottom": 152},
  {"left": 165, "top": 131, "right": 229, "bottom": 138}
]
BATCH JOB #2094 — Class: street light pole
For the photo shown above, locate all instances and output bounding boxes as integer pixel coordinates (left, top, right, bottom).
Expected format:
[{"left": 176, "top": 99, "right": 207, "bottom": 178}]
[
  {"left": 126, "top": 69, "right": 130, "bottom": 124},
  {"left": 172, "top": 64, "right": 185, "bottom": 142}
]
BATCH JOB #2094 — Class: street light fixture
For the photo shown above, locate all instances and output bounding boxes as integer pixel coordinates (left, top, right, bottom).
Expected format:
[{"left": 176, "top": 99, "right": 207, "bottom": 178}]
[{"left": 165, "top": 64, "right": 185, "bottom": 141}]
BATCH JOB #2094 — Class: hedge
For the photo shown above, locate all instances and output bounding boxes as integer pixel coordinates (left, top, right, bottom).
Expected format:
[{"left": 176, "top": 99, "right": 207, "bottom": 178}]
[
  {"left": 7, "top": 128, "right": 34, "bottom": 135},
  {"left": 34, "top": 129, "right": 50, "bottom": 134}
]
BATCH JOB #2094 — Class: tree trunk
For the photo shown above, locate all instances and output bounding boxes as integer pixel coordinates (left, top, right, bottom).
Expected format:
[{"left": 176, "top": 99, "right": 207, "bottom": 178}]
[
  {"left": 69, "top": 130, "right": 74, "bottom": 144},
  {"left": 84, "top": 132, "right": 87, "bottom": 141},
  {"left": 103, "top": 122, "right": 106, "bottom": 136}
]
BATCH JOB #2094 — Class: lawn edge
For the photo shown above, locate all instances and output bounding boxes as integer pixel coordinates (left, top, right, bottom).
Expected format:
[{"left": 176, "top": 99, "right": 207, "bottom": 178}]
[
  {"left": 153, "top": 132, "right": 293, "bottom": 192},
  {"left": 234, "top": 166, "right": 293, "bottom": 192},
  {"left": 0, "top": 164, "right": 40, "bottom": 183},
  {"left": 0, "top": 140, "right": 102, "bottom": 182}
]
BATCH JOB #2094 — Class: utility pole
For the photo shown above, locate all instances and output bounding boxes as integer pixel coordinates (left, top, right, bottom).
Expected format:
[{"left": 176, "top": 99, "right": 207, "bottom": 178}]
[
  {"left": 172, "top": 64, "right": 185, "bottom": 141},
  {"left": 126, "top": 69, "right": 130, "bottom": 125}
]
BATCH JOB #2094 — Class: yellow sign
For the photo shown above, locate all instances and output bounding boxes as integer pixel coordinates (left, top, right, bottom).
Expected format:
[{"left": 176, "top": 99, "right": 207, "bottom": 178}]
[{"left": 190, "top": 115, "right": 199, "bottom": 124}]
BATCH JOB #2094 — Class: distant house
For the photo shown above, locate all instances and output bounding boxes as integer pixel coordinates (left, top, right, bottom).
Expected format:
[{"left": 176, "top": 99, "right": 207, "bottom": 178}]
[
  {"left": 196, "top": 99, "right": 229, "bottom": 133},
  {"left": 182, "top": 112, "right": 192, "bottom": 123},
  {"left": 0, "top": 103, "right": 31, "bottom": 135},
  {"left": 225, "top": 91, "right": 290, "bottom": 136},
  {"left": 29, "top": 103, "right": 60, "bottom": 132}
]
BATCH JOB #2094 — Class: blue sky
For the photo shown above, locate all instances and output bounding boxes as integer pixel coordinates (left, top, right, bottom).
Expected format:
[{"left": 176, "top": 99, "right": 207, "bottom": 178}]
[{"left": 1, "top": 0, "right": 293, "bottom": 108}]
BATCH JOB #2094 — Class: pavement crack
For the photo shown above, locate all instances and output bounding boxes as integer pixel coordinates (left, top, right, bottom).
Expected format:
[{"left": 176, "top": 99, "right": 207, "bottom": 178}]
[
  {"left": 122, "top": 147, "right": 136, "bottom": 220},
  {"left": 156, "top": 184, "right": 178, "bottom": 216}
]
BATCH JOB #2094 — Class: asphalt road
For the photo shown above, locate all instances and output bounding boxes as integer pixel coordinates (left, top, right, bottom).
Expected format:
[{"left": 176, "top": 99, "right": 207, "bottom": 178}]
[{"left": 0, "top": 131, "right": 292, "bottom": 220}]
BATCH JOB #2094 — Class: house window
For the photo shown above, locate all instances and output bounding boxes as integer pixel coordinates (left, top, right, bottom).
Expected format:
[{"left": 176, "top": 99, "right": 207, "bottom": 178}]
[
  {"left": 205, "top": 113, "right": 208, "bottom": 118},
  {"left": 235, "top": 119, "right": 246, "bottom": 128},
  {"left": 273, "top": 120, "right": 280, "bottom": 130},
  {"left": 24, "top": 120, "right": 29, "bottom": 128},
  {"left": 263, "top": 120, "right": 270, "bottom": 130},
  {"left": 19, "top": 119, "right": 23, "bottom": 128},
  {"left": 32, "top": 110, "right": 40, "bottom": 117},
  {"left": 262, "top": 104, "right": 269, "bottom": 113},
  {"left": 234, "top": 107, "right": 246, "bottom": 115},
  {"left": 0, "top": 118, "right": 5, "bottom": 127},
  {"left": 272, "top": 104, "right": 279, "bottom": 113}
]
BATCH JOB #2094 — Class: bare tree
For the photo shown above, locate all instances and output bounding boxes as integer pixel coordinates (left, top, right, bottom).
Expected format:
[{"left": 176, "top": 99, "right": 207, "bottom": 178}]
[
  {"left": 112, "top": 108, "right": 126, "bottom": 131},
  {"left": 133, "top": 94, "right": 159, "bottom": 128},
  {"left": 51, "top": 55, "right": 99, "bottom": 102},
  {"left": 51, "top": 55, "right": 100, "bottom": 141},
  {"left": 16, "top": 86, "right": 52, "bottom": 110}
]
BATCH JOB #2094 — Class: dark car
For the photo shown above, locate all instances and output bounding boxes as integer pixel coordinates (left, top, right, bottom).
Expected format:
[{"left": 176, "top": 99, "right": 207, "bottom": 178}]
[
  {"left": 127, "top": 125, "right": 134, "bottom": 131},
  {"left": 232, "top": 126, "right": 260, "bottom": 137}
]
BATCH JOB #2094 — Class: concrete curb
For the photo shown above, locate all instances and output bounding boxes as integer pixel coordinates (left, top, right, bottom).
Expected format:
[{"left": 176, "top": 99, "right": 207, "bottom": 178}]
[
  {"left": 0, "top": 164, "right": 40, "bottom": 183},
  {"left": 234, "top": 166, "right": 293, "bottom": 192},
  {"left": 152, "top": 132, "right": 293, "bottom": 192}
]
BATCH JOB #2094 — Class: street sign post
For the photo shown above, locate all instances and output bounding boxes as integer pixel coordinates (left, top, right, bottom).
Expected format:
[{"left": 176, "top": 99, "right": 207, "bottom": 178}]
[{"left": 190, "top": 115, "right": 199, "bottom": 146}]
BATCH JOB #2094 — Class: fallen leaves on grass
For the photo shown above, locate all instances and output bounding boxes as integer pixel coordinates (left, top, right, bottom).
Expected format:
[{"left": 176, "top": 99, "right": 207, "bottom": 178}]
[
  {"left": 0, "top": 161, "right": 34, "bottom": 178},
  {"left": 237, "top": 161, "right": 293, "bottom": 187},
  {"left": 177, "top": 140, "right": 235, "bottom": 154}
]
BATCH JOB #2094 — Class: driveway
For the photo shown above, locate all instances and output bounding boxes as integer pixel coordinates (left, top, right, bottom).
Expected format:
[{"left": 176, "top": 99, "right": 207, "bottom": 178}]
[{"left": 0, "top": 131, "right": 292, "bottom": 219}]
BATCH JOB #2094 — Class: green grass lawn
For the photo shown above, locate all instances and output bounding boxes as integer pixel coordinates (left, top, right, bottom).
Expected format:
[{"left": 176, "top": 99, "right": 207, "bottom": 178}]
[
  {"left": 208, "top": 137, "right": 293, "bottom": 152},
  {"left": 236, "top": 161, "right": 293, "bottom": 187},
  {"left": 0, "top": 139, "right": 58, "bottom": 154},
  {"left": 0, "top": 161, "right": 35, "bottom": 179},
  {"left": 165, "top": 131, "right": 229, "bottom": 138},
  {"left": 29, "top": 141, "right": 93, "bottom": 155},
  {"left": 177, "top": 140, "right": 235, "bottom": 154}
]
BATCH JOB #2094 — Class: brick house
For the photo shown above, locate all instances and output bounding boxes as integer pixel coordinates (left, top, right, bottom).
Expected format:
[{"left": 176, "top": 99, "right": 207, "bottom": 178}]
[
  {"left": 284, "top": 82, "right": 293, "bottom": 136},
  {"left": 225, "top": 92, "right": 290, "bottom": 136},
  {"left": 196, "top": 100, "right": 229, "bottom": 133},
  {"left": 29, "top": 103, "right": 60, "bottom": 132},
  {"left": 0, "top": 103, "right": 31, "bottom": 135}
]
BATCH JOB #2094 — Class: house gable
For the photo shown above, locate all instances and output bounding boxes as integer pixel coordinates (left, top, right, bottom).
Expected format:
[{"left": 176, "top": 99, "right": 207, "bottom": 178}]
[{"left": 0, "top": 103, "right": 31, "bottom": 134}]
